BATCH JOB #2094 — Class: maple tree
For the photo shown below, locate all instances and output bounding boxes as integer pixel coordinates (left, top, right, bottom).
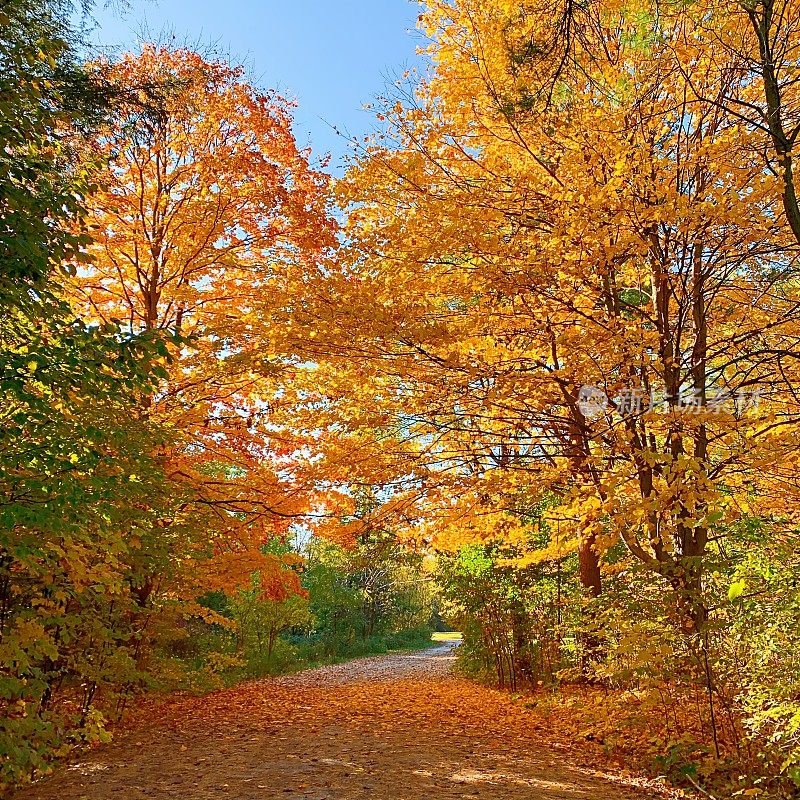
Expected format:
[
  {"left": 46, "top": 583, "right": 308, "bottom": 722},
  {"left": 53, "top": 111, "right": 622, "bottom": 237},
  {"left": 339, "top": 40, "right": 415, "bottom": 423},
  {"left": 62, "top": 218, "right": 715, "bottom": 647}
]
[{"left": 70, "top": 45, "right": 336, "bottom": 607}]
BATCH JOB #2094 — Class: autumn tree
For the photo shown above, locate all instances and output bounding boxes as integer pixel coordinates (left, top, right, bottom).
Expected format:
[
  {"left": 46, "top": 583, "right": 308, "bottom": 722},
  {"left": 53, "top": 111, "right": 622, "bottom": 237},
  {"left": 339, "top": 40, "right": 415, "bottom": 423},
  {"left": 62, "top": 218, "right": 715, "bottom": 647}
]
[
  {"left": 70, "top": 45, "right": 336, "bottom": 606},
  {"left": 280, "top": 0, "right": 800, "bottom": 646},
  {"left": 232, "top": 570, "right": 313, "bottom": 662},
  {"left": 0, "top": 4, "right": 185, "bottom": 787}
]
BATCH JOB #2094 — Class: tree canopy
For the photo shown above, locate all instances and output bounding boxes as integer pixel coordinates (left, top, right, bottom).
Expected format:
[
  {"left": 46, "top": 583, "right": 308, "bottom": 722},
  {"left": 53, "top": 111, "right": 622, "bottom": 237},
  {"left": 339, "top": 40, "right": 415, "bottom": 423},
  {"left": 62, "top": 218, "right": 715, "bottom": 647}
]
[{"left": 3, "top": 1, "right": 800, "bottom": 797}]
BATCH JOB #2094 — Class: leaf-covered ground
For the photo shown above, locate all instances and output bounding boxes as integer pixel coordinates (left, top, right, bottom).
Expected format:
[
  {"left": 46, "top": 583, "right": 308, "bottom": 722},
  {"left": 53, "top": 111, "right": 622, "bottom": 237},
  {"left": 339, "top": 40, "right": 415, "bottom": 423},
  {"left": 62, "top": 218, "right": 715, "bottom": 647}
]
[{"left": 14, "top": 645, "right": 663, "bottom": 800}]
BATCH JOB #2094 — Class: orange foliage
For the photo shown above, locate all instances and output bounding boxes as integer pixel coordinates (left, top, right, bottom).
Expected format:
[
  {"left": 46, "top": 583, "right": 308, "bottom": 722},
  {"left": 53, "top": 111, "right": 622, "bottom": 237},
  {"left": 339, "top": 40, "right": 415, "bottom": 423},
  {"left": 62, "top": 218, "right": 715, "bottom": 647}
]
[{"left": 70, "top": 45, "right": 335, "bottom": 600}]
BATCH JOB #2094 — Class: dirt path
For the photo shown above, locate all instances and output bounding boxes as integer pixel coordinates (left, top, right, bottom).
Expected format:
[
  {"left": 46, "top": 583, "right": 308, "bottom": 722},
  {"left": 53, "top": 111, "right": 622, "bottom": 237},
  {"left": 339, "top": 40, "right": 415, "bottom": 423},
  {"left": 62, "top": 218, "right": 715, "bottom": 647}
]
[{"left": 14, "top": 644, "right": 658, "bottom": 800}]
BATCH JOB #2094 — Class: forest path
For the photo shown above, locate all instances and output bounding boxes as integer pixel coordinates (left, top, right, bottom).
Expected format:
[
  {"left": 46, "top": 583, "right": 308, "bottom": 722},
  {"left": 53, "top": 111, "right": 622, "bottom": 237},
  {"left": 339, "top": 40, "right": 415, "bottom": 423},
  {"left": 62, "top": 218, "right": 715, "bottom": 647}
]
[{"left": 15, "top": 643, "right": 657, "bottom": 800}]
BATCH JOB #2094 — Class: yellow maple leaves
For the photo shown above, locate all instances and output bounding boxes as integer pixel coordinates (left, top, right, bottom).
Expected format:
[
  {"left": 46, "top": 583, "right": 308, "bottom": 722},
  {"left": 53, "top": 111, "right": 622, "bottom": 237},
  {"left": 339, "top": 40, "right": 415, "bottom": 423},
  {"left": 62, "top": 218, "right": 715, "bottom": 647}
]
[{"left": 272, "top": 0, "right": 800, "bottom": 621}]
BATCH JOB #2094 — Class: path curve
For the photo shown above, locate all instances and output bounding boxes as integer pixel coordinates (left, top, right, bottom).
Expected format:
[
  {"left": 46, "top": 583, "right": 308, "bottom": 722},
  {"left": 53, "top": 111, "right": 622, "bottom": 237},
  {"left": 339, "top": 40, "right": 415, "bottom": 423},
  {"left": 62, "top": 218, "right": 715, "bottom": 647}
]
[
  {"left": 277, "top": 641, "right": 460, "bottom": 687},
  {"left": 14, "top": 643, "right": 658, "bottom": 800}
]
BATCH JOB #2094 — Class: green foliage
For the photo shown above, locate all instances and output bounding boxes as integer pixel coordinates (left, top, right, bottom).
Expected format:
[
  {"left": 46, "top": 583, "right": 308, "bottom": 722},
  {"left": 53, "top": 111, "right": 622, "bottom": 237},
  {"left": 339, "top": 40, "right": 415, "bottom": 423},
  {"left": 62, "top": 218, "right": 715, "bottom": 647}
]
[
  {"left": 0, "top": 0, "right": 105, "bottom": 293},
  {"left": 154, "top": 534, "right": 436, "bottom": 684},
  {"left": 720, "top": 527, "right": 800, "bottom": 788},
  {"left": 438, "top": 541, "right": 578, "bottom": 689},
  {"left": 232, "top": 588, "right": 314, "bottom": 672},
  {"left": 289, "top": 626, "right": 435, "bottom": 667},
  {"left": 303, "top": 534, "right": 432, "bottom": 646},
  {"left": 0, "top": 3, "right": 186, "bottom": 788},
  {"left": 0, "top": 296, "right": 178, "bottom": 790}
]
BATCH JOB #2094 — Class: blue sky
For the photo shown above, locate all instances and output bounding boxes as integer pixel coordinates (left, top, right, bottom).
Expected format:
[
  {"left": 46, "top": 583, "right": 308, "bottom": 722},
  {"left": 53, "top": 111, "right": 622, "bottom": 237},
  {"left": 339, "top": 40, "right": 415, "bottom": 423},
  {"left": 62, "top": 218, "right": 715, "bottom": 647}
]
[{"left": 81, "top": 0, "right": 424, "bottom": 173}]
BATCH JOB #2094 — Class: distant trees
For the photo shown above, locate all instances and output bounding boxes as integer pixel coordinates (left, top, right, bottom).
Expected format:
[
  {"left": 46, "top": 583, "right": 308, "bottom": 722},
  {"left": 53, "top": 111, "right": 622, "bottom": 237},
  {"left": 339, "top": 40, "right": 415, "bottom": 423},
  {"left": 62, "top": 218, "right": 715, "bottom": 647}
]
[
  {"left": 438, "top": 543, "right": 576, "bottom": 690},
  {"left": 304, "top": 533, "right": 433, "bottom": 649}
]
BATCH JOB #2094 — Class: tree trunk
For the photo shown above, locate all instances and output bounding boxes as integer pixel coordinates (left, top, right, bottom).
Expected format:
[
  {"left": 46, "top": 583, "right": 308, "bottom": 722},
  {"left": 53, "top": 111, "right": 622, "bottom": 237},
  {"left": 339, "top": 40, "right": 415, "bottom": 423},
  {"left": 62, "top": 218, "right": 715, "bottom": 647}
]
[{"left": 578, "top": 534, "right": 602, "bottom": 598}]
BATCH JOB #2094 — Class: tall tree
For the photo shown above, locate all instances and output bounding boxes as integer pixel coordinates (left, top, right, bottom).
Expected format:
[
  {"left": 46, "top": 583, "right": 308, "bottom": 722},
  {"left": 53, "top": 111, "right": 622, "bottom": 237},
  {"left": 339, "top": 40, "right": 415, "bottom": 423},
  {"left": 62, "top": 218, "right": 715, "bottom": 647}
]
[
  {"left": 0, "top": 3, "right": 186, "bottom": 787},
  {"left": 0, "top": 0, "right": 101, "bottom": 293},
  {"left": 70, "top": 45, "right": 336, "bottom": 600},
  {"left": 282, "top": 0, "right": 800, "bottom": 638}
]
